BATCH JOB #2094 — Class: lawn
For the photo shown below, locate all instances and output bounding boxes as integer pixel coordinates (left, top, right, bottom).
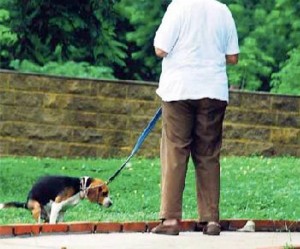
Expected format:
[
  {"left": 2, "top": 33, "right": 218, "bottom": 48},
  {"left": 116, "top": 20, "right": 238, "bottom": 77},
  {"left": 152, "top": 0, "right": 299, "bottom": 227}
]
[{"left": 0, "top": 156, "right": 299, "bottom": 225}]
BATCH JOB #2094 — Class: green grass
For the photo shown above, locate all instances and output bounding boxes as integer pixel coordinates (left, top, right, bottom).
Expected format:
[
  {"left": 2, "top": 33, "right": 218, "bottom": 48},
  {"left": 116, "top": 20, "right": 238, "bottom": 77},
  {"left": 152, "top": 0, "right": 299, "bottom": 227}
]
[{"left": 0, "top": 156, "right": 299, "bottom": 224}]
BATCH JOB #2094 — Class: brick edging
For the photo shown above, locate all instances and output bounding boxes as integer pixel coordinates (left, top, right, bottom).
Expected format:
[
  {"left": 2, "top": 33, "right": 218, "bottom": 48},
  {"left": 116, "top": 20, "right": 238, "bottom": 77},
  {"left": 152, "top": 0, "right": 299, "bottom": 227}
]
[{"left": 0, "top": 219, "right": 299, "bottom": 237}]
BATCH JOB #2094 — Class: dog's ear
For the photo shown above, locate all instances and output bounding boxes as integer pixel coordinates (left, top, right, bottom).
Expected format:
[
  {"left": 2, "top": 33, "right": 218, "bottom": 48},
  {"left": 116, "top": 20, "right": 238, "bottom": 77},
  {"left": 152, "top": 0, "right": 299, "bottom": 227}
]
[
  {"left": 86, "top": 187, "right": 99, "bottom": 202},
  {"left": 86, "top": 177, "right": 92, "bottom": 187},
  {"left": 86, "top": 180, "right": 104, "bottom": 203},
  {"left": 80, "top": 176, "right": 93, "bottom": 192}
]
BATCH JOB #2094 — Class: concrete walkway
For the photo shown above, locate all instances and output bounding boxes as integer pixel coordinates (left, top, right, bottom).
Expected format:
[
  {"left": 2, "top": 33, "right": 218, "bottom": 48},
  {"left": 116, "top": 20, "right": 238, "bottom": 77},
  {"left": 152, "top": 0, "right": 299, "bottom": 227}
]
[{"left": 1, "top": 232, "right": 300, "bottom": 249}]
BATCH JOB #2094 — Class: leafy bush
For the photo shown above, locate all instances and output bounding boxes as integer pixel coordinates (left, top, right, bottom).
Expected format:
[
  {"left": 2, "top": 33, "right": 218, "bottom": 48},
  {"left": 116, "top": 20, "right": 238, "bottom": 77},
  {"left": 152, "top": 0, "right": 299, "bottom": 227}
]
[
  {"left": 0, "top": 8, "right": 18, "bottom": 68},
  {"left": 228, "top": 37, "right": 274, "bottom": 90},
  {"left": 1, "top": 0, "right": 126, "bottom": 78},
  {"left": 10, "top": 60, "right": 114, "bottom": 79},
  {"left": 271, "top": 47, "right": 300, "bottom": 95}
]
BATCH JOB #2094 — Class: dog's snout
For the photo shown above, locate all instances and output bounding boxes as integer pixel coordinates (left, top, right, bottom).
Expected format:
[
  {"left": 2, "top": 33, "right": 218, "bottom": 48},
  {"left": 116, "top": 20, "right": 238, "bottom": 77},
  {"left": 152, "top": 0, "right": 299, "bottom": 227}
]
[
  {"left": 103, "top": 197, "right": 113, "bottom": 208},
  {"left": 106, "top": 202, "right": 112, "bottom": 208}
]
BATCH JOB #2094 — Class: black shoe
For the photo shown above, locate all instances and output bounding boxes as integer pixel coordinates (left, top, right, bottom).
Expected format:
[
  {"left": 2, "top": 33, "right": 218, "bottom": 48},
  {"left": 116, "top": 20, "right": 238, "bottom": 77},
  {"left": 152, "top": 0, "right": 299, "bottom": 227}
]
[
  {"left": 151, "top": 222, "right": 180, "bottom": 236},
  {"left": 203, "top": 222, "right": 221, "bottom": 236}
]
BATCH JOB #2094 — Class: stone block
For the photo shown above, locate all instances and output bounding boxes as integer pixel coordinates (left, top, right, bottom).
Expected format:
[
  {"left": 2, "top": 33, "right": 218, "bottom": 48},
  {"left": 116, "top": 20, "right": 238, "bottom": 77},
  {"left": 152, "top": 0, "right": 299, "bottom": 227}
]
[
  {"left": 228, "top": 90, "right": 242, "bottom": 107},
  {"left": 39, "top": 142, "right": 69, "bottom": 158},
  {"left": 65, "top": 79, "right": 93, "bottom": 95},
  {"left": 7, "top": 139, "right": 64, "bottom": 158},
  {"left": 225, "top": 109, "right": 277, "bottom": 126},
  {"left": 68, "top": 222, "right": 95, "bottom": 233},
  {"left": 271, "top": 128, "right": 299, "bottom": 145},
  {"left": 0, "top": 138, "right": 8, "bottom": 154},
  {"left": 138, "top": 148, "right": 159, "bottom": 158},
  {"left": 97, "top": 98, "right": 131, "bottom": 115},
  {"left": 228, "top": 219, "right": 248, "bottom": 231},
  {"left": 1, "top": 105, "right": 13, "bottom": 121},
  {"left": 240, "top": 92, "right": 272, "bottom": 110},
  {"left": 0, "top": 73, "right": 11, "bottom": 89},
  {"left": 129, "top": 102, "right": 159, "bottom": 116},
  {"left": 65, "top": 111, "right": 97, "bottom": 128},
  {"left": 0, "top": 90, "right": 15, "bottom": 105},
  {"left": 103, "top": 146, "right": 131, "bottom": 158},
  {"left": 180, "top": 220, "right": 197, "bottom": 231},
  {"left": 96, "top": 114, "right": 127, "bottom": 130},
  {"left": 13, "top": 224, "right": 33, "bottom": 236},
  {"left": 146, "top": 221, "right": 160, "bottom": 232},
  {"left": 221, "top": 140, "right": 250, "bottom": 156},
  {"left": 41, "top": 224, "right": 68, "bottom": 234},
  {"left": 277, "top": 113, "right": 299, "bottom": 128},
  {"left": 0, "top": 122, "right": 22, "bottom": 137},
  {"left": 0, "top": 225, "right": 14, "bottom": 237},
  {"left": 105, "top": 130, "right": 130, "bottom": 147},
  {"left": 272, "top": 96, "right": 299, "bottom": 112},
  {"left": 98, "top": 82, "right": 128, "bottom": 99},
  {"left": 273, "top": 145, "right": 300, "bottom": 157},
  {"left": 9, "top": 74, "right": 41, "bottom": 91},
  {"left": 95, "top": 222, "right": 122, "bottom": 233},
  {"left": 127, "top": 85, "right": 156, "bottom": 101},
  {"left": 8, "top": 123, "right": 53, "bottom": 142},
  {"left": 123, "top": 222, "right": 147, "bottom": 233},
  {"left": 15, "top": 92, "right": 44, "bottom": 107},
  {"left": 9, "top": 140, "right": 41, "bottom": 157},
  {"left": 246, "top": 142, "right": 276, "bottom": 156},
  {"left": 39, "top": 77, "right": 68, "bottom": 93},
  {"left": 43, "top": 94, "right": 72, "bottom": 109},
  {"left": 72, "top": 128, "right": 104, "bottom": 144},
  {"left": 66, "top": 96, "right": 100, "bottom": 112},
  {"left": 42, "top": 126, "right": 72, "bottom": 141},
  {"left": 223, "top": 125, "right": 270, "bottom": 141},
  {"left": 14, "top": 224, "right": 41, "bottom": 236},
  {"left": 69, "top": 144, "right": 98, "bottom": 158},
  {"left": 2, "top": 106, "right": 43, "bottom": 123},
  {"left": 41, "top": 109, "right": 66, "bottom": 125},
  {"left": 128, "top": 116, "right": 156, "bottom": 131}
]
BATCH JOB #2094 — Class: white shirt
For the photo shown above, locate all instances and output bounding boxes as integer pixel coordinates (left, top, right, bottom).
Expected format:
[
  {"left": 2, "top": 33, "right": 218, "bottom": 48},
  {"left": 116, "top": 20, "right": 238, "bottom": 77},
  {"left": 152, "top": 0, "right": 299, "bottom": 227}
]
[{"left": 154, "top": 0, "right": 239, "bottom": 102}]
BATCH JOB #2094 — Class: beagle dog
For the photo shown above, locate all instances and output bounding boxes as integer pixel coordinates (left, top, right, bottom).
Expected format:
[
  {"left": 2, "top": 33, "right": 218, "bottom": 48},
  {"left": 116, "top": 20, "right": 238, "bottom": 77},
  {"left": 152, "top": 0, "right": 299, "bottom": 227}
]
[{"left": 0, "top": 175, "right": 112, "bottom": 224}]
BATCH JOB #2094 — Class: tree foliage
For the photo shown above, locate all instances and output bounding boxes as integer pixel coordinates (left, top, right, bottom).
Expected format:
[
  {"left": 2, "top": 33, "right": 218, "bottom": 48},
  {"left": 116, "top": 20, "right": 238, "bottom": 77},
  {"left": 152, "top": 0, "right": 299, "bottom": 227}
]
[
  {"left": 114, "top": 0, "right": 171, "bottom": 81},
  {"left": 0, "top": 3, "right": 18, "bottom": 68},
  {"left": 0, "top": 0, "right": 126, "bottom": 78},
  {"left": 0, "top": 0, "right": 299, "bottom": 95},
  {"left": 271, "top": 47, "right": 300, "bottom": 95},
  {"left": 226, "top": 0, "right": 300, "bottom": 94}
]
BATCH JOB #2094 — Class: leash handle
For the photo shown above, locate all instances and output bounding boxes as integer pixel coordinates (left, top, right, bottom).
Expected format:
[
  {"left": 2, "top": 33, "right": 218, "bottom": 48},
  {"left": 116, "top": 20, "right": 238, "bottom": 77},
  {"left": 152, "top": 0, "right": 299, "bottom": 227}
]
[{"left": 106, "top": 107, "right": 162, "bottom": 185}]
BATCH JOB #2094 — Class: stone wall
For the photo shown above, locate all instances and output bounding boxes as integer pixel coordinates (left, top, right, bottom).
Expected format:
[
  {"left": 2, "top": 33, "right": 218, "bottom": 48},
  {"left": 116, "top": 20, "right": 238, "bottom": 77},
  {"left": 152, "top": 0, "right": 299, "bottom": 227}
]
[{"left": 0, "top": 70, "right": 299, "bottom": 158}]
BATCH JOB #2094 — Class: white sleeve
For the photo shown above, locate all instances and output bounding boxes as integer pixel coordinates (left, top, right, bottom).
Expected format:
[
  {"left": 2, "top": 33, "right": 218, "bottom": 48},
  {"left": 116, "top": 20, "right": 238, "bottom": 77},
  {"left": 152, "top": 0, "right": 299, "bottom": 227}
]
[
  {"left": 154, "top": 3, "right": 181, "bottom": 53},
  {"left": 225, "top": 11, "right": 240, "bottom": 55}
]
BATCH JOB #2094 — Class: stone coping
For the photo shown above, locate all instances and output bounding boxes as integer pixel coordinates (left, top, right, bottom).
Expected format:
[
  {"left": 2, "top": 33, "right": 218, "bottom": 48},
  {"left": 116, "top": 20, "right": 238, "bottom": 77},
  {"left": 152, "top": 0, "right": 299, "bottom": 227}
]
[
  {"left": 0, "top": 219, "right": 299, "bottom": 237},
  {"left": 2, "top": 69, "right": 300, "bottom": 98},
  {"left": 0, "top": 69, "right": 159, "bottom": 86}
]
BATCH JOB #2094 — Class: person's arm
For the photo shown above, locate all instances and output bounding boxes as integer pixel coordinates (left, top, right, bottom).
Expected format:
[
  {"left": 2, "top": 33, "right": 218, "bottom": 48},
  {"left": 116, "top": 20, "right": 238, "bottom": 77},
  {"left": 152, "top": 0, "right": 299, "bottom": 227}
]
[
  {"left": 224, "top": 7, "right": 239, "bottom": 65},
  {"left": 226, "top": 54, "right": 239, "bottom": 64},
  {"left": 155, "top": 47, "right": 168, "bottom": 58},
  {"left": 154, "top": 2, "right": 180, "bottom": 59}
]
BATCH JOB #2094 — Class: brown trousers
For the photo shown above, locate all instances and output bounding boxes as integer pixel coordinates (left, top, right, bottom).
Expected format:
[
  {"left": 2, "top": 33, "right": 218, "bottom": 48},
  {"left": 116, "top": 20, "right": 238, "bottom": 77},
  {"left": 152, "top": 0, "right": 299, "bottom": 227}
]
[{"left": 159, "top": 98, "right": 227, "bottom": 222}]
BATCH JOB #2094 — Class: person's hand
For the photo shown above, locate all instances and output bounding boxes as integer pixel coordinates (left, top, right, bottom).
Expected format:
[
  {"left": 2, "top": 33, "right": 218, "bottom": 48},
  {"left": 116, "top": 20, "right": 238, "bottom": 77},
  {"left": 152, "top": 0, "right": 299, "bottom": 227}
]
[{"left": 155, "top": 47, "right": 168, "bottom": 58}]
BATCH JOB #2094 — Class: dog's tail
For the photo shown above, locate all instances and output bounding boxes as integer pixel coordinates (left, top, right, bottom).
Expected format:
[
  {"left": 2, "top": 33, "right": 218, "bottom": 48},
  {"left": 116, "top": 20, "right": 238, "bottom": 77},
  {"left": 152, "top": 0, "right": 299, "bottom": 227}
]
[{"left": 0, "top": 202, "right": 27, "bottom": 209}]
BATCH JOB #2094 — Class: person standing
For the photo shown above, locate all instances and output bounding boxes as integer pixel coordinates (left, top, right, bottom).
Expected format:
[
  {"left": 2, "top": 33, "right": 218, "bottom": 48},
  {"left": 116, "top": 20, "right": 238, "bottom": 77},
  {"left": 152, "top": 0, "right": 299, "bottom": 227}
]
[{"left": 151, "top": 0, "right": 239, "bottom": 236}]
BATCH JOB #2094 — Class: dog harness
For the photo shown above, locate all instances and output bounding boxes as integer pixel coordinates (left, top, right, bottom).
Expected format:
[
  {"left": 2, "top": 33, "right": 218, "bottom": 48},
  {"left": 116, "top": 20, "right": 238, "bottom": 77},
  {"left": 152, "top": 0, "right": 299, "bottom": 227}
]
[{"left": 79, "top": 176, "right": 90, "bottom": 199}]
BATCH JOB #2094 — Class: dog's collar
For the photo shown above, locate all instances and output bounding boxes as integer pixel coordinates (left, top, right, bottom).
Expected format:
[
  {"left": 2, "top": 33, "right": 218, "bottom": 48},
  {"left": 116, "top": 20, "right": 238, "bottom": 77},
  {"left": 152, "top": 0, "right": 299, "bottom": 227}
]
[{"left": 80, "top": 176, "right": 90, "bottom": 199}]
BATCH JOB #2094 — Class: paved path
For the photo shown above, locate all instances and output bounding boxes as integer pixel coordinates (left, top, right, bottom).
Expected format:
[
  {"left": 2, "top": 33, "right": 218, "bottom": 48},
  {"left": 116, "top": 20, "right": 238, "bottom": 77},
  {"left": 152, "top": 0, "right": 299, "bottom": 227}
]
[{"left": 1, "top": 232, "right": 300, "bottom": 249}]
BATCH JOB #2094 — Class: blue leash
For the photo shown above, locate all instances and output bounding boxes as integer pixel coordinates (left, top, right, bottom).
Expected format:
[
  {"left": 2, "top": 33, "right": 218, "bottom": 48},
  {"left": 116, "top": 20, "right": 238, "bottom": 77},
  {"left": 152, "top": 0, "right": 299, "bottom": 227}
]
[{"left": 106, "top": 107, "right": 162, "bottom": 185}]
